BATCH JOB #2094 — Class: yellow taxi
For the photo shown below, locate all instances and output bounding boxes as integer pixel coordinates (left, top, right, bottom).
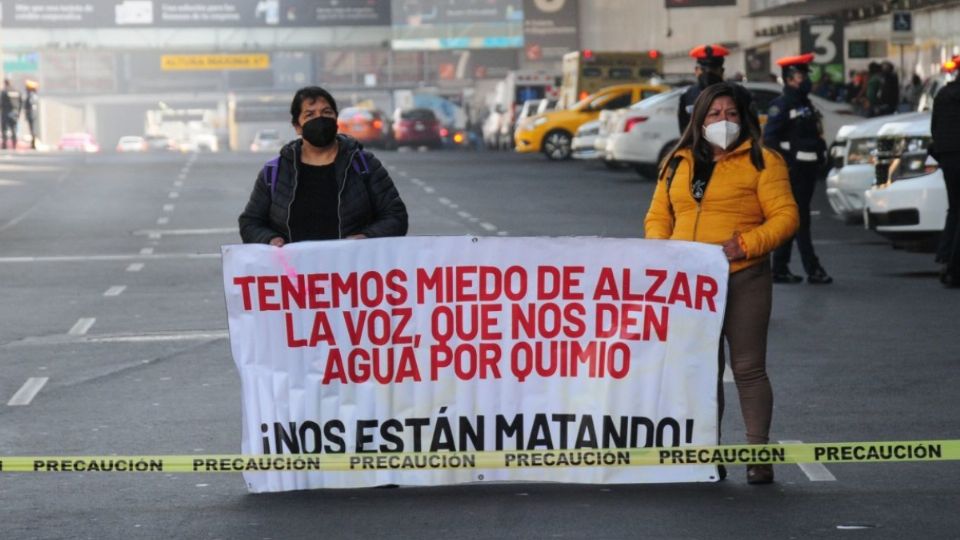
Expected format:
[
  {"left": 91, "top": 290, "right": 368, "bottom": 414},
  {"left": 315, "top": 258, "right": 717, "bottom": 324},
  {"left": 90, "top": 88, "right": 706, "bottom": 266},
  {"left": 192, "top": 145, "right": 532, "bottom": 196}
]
[{"left": 514, "top": 83, "right": 667, "bottom": 160}]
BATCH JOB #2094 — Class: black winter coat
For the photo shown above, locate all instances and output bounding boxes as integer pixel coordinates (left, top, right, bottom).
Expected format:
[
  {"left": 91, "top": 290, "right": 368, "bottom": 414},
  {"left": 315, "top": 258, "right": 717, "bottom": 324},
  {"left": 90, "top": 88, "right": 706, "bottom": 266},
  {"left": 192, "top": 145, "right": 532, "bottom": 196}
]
[
  {"left": 239, "top": 135, "right": 408, "bottom": 244},
  {"left": 932, "top": 80, "right": 960, "bottom": 157}
]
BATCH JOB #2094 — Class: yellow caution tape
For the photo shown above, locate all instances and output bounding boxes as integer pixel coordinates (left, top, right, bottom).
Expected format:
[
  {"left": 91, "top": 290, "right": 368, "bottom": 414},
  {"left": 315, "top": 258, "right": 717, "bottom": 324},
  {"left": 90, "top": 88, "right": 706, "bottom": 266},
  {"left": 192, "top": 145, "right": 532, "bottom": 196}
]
[{"left": 2, "top": 440, "right": 957, "bottom": 473}]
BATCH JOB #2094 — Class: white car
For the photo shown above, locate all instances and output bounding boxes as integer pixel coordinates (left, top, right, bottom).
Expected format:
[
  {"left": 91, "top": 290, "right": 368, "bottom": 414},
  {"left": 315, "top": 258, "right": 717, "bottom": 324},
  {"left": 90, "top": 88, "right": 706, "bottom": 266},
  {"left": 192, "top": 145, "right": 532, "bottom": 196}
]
[
  {"left": 825, "top": 115, "right": 898, "bottom": 223},
  {"left": 602, "top": 82, "right": 859, "bottom": 178},
  {"left": 115, "top": 135, "right": 147, "bottom": 152},
  {"left": 571, "top": 120, "right": 601, "bottom": 160},
  {"left": 863, "top": 111, "right": 946, "bottom": 249}
]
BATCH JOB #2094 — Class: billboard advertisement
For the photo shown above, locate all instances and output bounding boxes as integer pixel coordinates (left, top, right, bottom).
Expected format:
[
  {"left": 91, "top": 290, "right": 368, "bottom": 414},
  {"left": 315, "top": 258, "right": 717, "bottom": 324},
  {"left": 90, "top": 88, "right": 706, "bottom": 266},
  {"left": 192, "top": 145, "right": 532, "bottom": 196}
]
[
  {"left": 523, "top": 0, "right": 578, "bottom": 62},
  {"left": 391, "top": 0, "right": 524, "bottom": 50},
  {"left": 0, "top": 0, "right": 391, "bottom": 27}
]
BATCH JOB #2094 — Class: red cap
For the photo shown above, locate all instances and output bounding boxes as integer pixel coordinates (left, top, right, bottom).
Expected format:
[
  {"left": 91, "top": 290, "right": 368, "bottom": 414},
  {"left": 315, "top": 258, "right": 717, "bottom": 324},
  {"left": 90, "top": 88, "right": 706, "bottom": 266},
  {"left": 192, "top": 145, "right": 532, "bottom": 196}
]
[
  {"left": 689, "top": 44, "right": 729, "bottom": 68},
  {"left": 776, "top": 52, "right": 816, "bottom": 68}
]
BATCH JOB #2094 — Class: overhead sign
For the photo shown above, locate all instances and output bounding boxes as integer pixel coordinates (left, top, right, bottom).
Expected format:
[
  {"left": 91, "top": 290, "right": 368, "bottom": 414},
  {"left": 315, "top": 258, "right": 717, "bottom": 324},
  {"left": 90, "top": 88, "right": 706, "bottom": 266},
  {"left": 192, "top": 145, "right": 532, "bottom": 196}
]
[
  {"left": 0, "top": 0, "right": 392, "bottom": 28},
  {"left": 161, "top": 54, "right": 270, "bottom": 71},
  {"left": 800, "top": 17, "right": 844, "bottom": 84},
  {"left": 391, "top": 0, "right": 524, "bottom": 50},
  {"left": 222, "top": 236, "right": 728, "bottom": 492},
  {"left": 891, "top": 11, "right": 914, "bottom": 45}
]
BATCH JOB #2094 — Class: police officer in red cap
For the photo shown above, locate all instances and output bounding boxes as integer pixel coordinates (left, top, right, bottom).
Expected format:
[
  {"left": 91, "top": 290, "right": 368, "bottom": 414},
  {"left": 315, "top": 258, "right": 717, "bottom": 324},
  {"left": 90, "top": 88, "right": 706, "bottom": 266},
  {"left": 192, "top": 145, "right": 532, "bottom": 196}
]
[
  {"left": 678, "top": 44, "right": 728, "bottom": 133},
  {"left": 764, "top": 53, "right": 832, "bottom": 285}
]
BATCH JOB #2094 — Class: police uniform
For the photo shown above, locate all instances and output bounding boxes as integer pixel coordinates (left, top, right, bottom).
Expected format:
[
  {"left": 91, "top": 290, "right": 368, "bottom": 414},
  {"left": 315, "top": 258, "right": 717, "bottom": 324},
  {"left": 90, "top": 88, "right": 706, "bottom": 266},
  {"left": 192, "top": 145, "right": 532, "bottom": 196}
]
[
  {"left": 1, "top": 82, "right": 22, "bottom": 150},
  {"left": 678, "top": 44, "right": 728, "bottom": 134},
  {"left": 763, "top": 53, "right": 832, "bottom": 284}
]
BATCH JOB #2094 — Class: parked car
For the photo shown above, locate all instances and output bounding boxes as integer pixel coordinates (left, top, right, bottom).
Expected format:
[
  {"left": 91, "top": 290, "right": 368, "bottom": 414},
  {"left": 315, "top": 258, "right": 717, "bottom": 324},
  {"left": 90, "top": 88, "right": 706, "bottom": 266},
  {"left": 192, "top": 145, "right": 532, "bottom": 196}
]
[
  {"left": 338, "top": 107, "right": 392, "bottom": 148},
  {"left": 250, "top": 129, "right": 284, "bottom": 153},
  {"left": 116, "top": 135, "right": 147, "bottom": 152},
  {"left": 57, "top": 132, "right": 99, "bottom": 153},
  {"left": 571, "top": 120, "right": 602, "bottom": 160},
  {"left": 144, "top": 134, "right": 178, "bottom": 152},
  {"left": 600, "top": 82, "right": 859, "bottom": 177},
  {"left": 825, "top": 114, "right": 909, "bottom": 223},
  {"left": 393, "top": 108, "right": 443, "bottom": 148},
  {"left": 864, "top": 112, "right": 946, "bottom": 250}
]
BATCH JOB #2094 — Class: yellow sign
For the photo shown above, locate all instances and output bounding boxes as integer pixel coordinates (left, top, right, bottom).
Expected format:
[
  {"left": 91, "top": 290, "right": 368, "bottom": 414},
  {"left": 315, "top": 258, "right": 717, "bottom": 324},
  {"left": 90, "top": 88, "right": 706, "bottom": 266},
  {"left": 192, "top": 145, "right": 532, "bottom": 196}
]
[
  {"left": 161, "top": 54, "right": 270, "bottom": 71},
  {"left": 1, "top": 440, "right": 958, "bottom": 473}
]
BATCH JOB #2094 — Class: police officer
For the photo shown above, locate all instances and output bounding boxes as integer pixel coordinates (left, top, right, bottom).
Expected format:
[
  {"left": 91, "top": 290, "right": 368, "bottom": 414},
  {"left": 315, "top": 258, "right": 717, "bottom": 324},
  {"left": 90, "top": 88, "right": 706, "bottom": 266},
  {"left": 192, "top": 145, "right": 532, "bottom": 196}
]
[
  {"left": 764, "top": 53, "right": 832, "bottom": 284},
  {"left": 930, "top": 56, "right": 960, "bottom": 288},
  {"left": 1, "top": 79, "right": 23, "bottom": 150},
  {"left": 678, "top": 44, "right": 728, "bottom": 134}
]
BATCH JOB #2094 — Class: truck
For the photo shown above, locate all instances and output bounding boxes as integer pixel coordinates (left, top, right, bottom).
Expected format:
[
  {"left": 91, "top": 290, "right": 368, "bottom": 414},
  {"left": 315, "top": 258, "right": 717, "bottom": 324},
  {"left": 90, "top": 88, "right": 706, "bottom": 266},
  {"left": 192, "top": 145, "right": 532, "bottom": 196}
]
[
  {"left": 558, "top": 50, "right": 664, "bottom": 110},
  {"left": 483, "top": 70, "right": 560, "bottom": 149}
]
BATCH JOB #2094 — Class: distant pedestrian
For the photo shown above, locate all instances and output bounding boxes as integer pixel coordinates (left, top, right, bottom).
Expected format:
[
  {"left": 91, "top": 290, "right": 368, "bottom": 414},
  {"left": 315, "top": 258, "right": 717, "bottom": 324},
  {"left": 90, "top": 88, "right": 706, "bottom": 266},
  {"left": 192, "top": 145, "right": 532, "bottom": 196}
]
[
  {"left": 646, "top": 83, "right": 799, "bottom": 485},
  {"left": 23, "top": 80, "right": 39, "bottom": 149},
  {"left": 930, "top": 59, "right": 960, "bottom": 288},
  {"left": 1, "top": 79, "right": 23, "bottom": 150},
  {"left": 877, "top": 61, "right": 900, "bottom": 115},
  {"left": 764, "top": 53, "right": 833, "bottom": 284},
  {"left": 865, "top": 62, "right": 883, "bottom": 116},
  {"left": 239, "top": 86, "right": 408, "bottom": 245},
  {"left": 902, "top": 74, "right": 923, "bottom": 112}
]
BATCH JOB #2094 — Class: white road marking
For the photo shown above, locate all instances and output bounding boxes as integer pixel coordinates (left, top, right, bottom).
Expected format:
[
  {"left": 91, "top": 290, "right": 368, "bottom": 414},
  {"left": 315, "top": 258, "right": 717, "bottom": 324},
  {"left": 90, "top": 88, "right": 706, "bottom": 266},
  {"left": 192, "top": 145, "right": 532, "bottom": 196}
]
[
  {"left": 0, "top": 179, "right": 24, "bottom": 186},
  {"left": 103, "top": 286, "right": 127, "bottom": 297},
  {"left": 156, "top": 217, "right": 169, "bottom": 225},
  {"left": 169, "top": 192, "right": 179, "bottom": 199},
  {"left": 7, "top": 377, "right": 49, "bottom": 406},
  {"left": 457, "top": 211, "right": 472, "bottom": 219},
  {"left": 398, "top": 171, "right": 408, "bottom": 177},
  {"left": 0, "top": 170, "right": 70, "bottom": 233},
  {"left": 469, "top": 217, "right": 479, "bottom": 223},
  {"left": 68, "top": 318, "right": 96, "bottom": 336},
  {"left": 779, "top": 440, "right": 837, "bottom": 481},
  {"left": 497, "top": 231, "right": 509, "bottom": 236},
  {"left": 133, "top": 227, "right": 234, "bottom": 237},
  {"left": 148, "top": 232, "right": 161, "bottom": 240},
  {"left": 173, "top": 181, "right": 184, "bottom": 187},
  {"left": 0, "top": 253, "right": 218, "bottom": 264},
  {"left": 139, "top": 247, "right": 154, "bottom": 255},
  {"left": 438, "top": 197, "right": 451, "bottom": 206},
  {"left": 410, "top": 178, "right": 423, "bottom": 186},
  {"left": 163, "top": 204, "right": 175, "bottom": 212},
  {"left": 126, "top": 263, "right": 145, "bottom": 272},
  {"left": 479, "top": 222, "right": 497, "bottom": 232},
  {"left": 423, "top": 186, "right": 435, "bottom": 194},
  {"left": 85, "top": 330, "right": 228, "bottom": 343}
]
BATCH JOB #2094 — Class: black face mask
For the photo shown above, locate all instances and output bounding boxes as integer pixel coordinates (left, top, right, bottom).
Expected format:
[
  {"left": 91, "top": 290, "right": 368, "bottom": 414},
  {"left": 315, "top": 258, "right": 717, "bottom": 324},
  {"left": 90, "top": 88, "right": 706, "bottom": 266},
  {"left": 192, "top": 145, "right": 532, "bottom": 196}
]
[
  {"left": 698, "top": 71, "right": 723, "bottom": 89},
  {"left": 301, "top": 116, "right": 338, "bottom": 148}
]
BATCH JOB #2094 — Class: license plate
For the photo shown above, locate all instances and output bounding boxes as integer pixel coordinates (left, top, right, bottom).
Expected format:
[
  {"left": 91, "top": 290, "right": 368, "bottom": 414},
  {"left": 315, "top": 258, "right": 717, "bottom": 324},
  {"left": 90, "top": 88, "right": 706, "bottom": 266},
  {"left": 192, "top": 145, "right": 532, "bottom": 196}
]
[{"left": 415, "top": 123, "right": 425, "bottom": 131}]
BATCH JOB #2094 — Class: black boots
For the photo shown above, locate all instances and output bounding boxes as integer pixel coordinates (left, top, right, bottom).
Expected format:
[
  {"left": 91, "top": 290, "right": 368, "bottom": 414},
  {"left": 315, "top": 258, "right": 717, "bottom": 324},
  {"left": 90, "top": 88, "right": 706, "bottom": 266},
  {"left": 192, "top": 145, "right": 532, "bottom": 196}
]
[
  {"left": 806, "top": 266, "right": 833, "bottom": 284},
  {"left": 772, "top": 268, "right": 803, "bottom": 284}
]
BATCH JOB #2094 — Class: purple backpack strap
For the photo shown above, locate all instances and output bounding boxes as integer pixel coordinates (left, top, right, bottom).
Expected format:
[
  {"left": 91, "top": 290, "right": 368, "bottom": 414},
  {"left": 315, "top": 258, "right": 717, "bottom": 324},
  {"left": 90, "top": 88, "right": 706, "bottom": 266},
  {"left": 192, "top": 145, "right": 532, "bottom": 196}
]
[
  {"left": 351, "top": 151, "right": 371, "bottom": 175},
  {"left": 263, "top": 157, "right": 280, "bottom": 194}
]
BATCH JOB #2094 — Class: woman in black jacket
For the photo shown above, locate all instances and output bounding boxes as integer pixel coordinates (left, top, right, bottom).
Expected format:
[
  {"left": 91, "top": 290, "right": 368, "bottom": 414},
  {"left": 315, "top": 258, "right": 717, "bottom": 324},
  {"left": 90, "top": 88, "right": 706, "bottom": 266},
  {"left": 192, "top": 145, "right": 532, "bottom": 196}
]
[{"left": 239, "top": 86, "right": 408, "bottom": 245}]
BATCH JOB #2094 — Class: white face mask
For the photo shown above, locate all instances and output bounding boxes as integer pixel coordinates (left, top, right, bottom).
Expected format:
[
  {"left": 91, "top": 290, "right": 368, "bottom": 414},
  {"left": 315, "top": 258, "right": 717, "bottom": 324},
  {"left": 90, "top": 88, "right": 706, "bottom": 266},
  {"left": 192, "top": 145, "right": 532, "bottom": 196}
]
[{"left": 703, "top": 120, "right": 741, "bottom": 150}]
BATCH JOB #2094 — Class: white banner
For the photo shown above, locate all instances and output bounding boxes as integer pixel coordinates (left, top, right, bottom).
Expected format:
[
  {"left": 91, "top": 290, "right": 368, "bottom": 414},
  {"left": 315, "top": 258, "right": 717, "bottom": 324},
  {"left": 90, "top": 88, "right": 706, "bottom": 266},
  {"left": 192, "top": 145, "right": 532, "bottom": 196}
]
[{"left": 222, "top": 236, "right": 728, "bottom": 492}]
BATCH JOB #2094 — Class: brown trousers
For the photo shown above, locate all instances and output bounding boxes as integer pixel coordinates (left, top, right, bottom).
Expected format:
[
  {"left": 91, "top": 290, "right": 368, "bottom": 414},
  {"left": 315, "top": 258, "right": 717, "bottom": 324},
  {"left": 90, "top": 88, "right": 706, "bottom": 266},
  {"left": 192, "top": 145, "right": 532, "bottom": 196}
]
[{"left": 718, "top": 260, "right": 773, "bottom": 445}]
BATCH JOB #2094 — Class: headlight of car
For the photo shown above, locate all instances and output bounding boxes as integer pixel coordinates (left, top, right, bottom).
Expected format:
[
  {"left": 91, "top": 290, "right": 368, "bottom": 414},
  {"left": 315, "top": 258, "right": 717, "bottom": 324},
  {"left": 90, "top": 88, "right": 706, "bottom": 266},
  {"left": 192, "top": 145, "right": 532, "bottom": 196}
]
[
  {"left": 888, "top": 152, "right": 939, "bottom": 182},
  {"left": 846, "top": 138, "right": 877, "bottom": 165},
  {"left": 533, "top": 116, "right": 548, "bottom": 128},
  {"left": 897, "top": 136, "right": 930, "bottom": 154}
]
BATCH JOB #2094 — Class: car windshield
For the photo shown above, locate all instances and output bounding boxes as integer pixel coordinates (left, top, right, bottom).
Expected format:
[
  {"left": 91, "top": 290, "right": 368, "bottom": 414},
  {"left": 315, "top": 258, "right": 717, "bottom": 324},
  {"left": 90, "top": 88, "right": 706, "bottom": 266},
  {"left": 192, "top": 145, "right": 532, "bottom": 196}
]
[
  {"left": 629, "top": 89, "right": 681, "bottom": 109},
  {"left": 257, "top": 130, "right": 279, "bottom": 140},
  {"left": 401, "top": 109, "right": 436, "bottom": 121}
]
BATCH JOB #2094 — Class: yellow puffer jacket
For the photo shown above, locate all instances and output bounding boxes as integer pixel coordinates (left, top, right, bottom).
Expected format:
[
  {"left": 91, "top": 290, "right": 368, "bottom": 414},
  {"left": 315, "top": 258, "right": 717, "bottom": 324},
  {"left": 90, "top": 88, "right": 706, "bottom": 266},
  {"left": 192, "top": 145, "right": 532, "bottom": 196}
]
[{"left": 644, "top": 141, "right": 799, "bottom": 273}]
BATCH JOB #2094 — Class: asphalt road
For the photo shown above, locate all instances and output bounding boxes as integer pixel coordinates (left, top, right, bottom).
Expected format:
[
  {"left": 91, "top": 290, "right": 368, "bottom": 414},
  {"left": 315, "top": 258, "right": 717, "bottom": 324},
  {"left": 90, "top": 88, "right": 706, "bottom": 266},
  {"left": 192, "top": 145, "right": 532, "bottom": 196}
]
[{"left": 0, "top": 148, "right": 958, "bottom": 539}]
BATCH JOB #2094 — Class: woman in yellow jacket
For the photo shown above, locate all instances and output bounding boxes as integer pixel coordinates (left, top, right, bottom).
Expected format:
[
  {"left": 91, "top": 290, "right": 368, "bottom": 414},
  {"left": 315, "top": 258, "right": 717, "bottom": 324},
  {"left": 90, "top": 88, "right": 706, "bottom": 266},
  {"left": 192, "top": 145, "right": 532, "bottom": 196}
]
[{"left": 645, "top": 83, "right": 799, "bottom": 484}]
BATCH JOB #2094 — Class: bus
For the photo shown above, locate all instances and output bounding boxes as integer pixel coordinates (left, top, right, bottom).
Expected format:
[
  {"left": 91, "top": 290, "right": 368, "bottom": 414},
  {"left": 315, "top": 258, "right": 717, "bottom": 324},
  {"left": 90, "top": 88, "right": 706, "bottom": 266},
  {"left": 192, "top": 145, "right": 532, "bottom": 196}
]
[{"left": 559, "top": 50, "right": 663, "bottom": 109}]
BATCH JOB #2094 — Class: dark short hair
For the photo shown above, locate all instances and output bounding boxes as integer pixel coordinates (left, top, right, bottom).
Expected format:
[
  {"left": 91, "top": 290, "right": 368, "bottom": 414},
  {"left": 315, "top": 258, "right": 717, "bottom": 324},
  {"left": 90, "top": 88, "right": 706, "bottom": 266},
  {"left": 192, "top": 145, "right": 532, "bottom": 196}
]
[{"left": 290, "top": 86, "right": 338, "bottom": 126}]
